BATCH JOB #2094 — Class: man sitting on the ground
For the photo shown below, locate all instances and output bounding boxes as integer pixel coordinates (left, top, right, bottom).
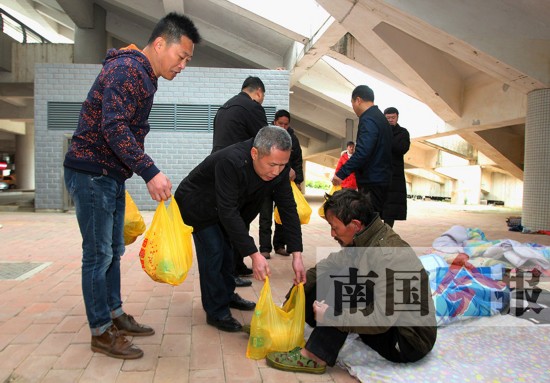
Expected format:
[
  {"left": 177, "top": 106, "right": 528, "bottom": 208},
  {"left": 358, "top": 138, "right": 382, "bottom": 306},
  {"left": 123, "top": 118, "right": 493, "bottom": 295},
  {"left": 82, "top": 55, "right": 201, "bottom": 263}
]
[{"left": 266, "top": 189, "right": 437, "bottom": 374}]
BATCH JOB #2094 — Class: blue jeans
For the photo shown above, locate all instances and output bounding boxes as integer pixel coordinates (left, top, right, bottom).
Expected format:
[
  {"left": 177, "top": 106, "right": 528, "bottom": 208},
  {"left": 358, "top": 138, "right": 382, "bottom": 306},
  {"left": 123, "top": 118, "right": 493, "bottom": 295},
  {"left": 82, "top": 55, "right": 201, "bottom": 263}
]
[
  {"left": 192, "top": 224, "right": 236, "bottom": 319},
  {"left": 64, "top": 168, "right": 125, "bottom": 335}
]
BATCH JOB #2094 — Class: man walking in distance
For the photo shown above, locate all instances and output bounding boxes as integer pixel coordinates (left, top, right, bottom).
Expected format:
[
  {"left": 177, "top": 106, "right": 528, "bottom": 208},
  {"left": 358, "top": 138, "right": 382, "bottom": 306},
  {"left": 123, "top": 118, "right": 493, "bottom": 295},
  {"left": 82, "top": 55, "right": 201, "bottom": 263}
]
[{"left": 63, "top": 13, "right": 201, "bottom": 359}]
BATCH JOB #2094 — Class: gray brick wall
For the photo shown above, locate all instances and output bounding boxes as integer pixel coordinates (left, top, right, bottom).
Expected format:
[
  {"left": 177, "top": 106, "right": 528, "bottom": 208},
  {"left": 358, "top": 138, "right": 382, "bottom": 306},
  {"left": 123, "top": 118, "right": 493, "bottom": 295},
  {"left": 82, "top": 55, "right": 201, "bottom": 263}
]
[{"left": 34, "top": 64, "right": 290, "bottom": 211}]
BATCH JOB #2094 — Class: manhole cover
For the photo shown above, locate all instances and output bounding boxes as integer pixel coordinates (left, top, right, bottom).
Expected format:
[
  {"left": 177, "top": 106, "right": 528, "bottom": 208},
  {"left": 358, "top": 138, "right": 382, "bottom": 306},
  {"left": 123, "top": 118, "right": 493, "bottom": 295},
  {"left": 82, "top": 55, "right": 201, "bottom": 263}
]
[{"left": 0, "top": 262, "right": 51, "bottom": 280}]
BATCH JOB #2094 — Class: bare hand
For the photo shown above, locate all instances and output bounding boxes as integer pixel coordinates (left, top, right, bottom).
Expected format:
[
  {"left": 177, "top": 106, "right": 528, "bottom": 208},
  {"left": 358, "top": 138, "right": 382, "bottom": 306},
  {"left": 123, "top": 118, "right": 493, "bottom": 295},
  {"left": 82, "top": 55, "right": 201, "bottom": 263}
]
[
  {"left": 146, "top": 172, "right": 172, "bottom": 202},
  {"left": 331, "top": 175, "right": 342, "bottom": 186},
  {"left": 291, "top": 253, "right": 306, "bottom": 285},
  {"left": 251, "top": 252, "right": 271, "bottom": 281},
  {"left": 313, "top": 300, "right": 328, "bottom": 323}
]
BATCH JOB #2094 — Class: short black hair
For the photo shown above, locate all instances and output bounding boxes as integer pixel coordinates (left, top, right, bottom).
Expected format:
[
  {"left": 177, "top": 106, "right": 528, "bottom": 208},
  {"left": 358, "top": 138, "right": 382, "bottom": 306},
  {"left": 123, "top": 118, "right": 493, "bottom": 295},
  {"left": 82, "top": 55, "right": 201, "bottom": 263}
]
[
  {"left": 147, "top": 12, "right": 201, "bottom": 45},
  {"left": 351, "top": 85, "right": 374, "bottom": 102},
  {"left": 346, "top": 141, "right": 355, "bottom": 147},
  {"left": 323, "top": 189, "right": 374, "bottom": 226},
  {"left": 242, "top": 76, "right": 265, "bottom": 93},
  {"left": 274, "top": 109, "right": 290, "bottom": 122},
  {"left": 384, "top": 107, "right": 399, "bottom": 115}
]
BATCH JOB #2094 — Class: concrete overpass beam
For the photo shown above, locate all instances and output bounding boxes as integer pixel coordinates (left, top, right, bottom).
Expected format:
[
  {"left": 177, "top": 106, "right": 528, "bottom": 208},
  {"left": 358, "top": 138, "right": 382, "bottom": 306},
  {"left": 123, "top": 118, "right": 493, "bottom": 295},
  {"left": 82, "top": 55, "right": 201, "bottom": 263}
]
[
  {"left": 74, "top": 4, "right": 106, "bottom": 64},
  {"left": 373, "top": 22, "right": 463, "bottom": 116},
  {"left": 288, "top": 18, "right": 347, "bottom": 87},
  {"left": 56, "top": 0, "right": 94, "bottom": 28},
  {"left": 163, "top": 0, "right": 185, "bottom": 14},
  {"left": 0, "top": 101, "right": 33, "bottom": 120},
  {"left": 0, "top": 33, "right": 13, "bottom": 72}
]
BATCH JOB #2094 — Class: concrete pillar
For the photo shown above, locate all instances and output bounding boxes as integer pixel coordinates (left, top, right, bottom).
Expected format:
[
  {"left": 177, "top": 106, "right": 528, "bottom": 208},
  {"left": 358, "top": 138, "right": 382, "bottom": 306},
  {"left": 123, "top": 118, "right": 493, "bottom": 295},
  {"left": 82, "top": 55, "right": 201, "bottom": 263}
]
[
  {"left": 522, "top": 88, "right": 550, "bottom": 231},
  {"left": 74, "top": 4, "right": 107, "bottom": 64},
  {"left": 15, "top": 122, "right": 34, "bottom": 190}
]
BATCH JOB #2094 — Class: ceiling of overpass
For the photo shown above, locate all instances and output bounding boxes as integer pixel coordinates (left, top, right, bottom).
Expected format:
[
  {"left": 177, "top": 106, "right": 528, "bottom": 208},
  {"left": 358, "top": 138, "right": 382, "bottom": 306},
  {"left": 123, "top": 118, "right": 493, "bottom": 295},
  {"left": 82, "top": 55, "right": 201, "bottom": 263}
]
[{"left": 0, "top": 0, "right": 548, "bottom": 181}]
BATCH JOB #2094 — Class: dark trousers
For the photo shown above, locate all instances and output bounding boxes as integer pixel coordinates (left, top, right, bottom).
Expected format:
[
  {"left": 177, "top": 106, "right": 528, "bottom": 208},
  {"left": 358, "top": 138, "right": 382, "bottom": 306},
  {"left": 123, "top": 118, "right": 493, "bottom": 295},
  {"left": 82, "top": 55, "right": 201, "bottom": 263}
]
[
  {"left": 358, "top": 184, "right": 389, "bottom": 215},
  {"left": 302, "top": 274, "right": 429, "bottom": 366},
  {"left": 259, "top": 195, "right": 285, "bottom": 252},
  {"left": 192, "top": 224, "right": 236, "bottom": 319},
  {"left": 233, "top": 222, "right": 251, "bottom": 275}
]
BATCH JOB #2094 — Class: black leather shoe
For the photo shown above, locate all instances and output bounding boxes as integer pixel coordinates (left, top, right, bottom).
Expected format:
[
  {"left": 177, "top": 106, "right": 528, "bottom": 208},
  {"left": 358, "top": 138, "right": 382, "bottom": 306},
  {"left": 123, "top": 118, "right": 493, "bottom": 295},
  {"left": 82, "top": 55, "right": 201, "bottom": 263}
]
[
  {"left": 234, "top": 276, "right": 252, "bottom": 287},
  {"left": 229, "top": 293, "right": 256, "bottom": 311},
  {"left": 236, "top": 263, "right": 253, "bottom": 276},
  {"left": 206, "top": 314, "right": 242, "bottom": 332},
  {"left": 275, "top": 248, "right": 290, "bottom": 256}
]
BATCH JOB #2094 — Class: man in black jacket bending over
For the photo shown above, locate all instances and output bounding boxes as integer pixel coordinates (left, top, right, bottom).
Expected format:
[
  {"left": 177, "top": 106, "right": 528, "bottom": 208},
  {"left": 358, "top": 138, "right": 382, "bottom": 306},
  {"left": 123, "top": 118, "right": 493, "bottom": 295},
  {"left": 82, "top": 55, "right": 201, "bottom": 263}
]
[
  {"left": 175, "top": 126, "right": 306, "bottom": 332},
  {"left": 211, "top": 76, "right": 268, "bottom": 285}
]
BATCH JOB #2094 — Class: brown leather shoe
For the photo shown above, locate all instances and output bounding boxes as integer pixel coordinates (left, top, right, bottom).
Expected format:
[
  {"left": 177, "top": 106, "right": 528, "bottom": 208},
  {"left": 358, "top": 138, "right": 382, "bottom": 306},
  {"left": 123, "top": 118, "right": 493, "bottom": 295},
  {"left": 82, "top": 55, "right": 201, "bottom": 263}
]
[
  {"left": 113, "top": 313, "right": 155, "bottom": 336},
  {"left": 260, "top": 251, "right": 271, "bottom": 259},
  {"left": 275, "top": 248, "right": 290, "bottom": 256},
  {"left": 91, "top": 325, "right": 143, "bottom": 359}
]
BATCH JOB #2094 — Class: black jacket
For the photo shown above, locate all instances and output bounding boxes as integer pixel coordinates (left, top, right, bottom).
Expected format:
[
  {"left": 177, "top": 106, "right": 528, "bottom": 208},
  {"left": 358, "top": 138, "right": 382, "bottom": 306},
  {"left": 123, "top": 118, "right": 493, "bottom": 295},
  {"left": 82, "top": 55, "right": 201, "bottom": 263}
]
[
  {"left": 382, "top": 124, "right": 410, "bottom": 221},
  {"left": 174, "top": 139, "right": 303, "bottom": 257},
  {"left": 336, "top": 105, "right": 392, "bottom": 186},
  {"left": 287, "top": 126, "right": 304, "bottom": 185},
  {"left": 211, "top": 92, "right": 268, "bottom": 152}
]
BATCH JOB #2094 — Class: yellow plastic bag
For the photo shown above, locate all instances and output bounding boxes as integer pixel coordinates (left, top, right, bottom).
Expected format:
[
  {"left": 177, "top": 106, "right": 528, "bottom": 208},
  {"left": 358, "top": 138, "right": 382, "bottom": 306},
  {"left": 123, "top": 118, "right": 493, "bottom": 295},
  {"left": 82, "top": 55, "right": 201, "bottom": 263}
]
[
  {"left": 124, "top": 191, "right": 146, "bottom": 245},
  {"left": 274, "top": 181, "right": 312, "bottom": 225},
  {"left": 246, "top": 276, "right": 306, "bottom": 360},
  {"left": 318, "top": 185, "right": 342, "bottom": 219},
  {"left": 138, "top": 198, "right": 193, "bottom": 286}
]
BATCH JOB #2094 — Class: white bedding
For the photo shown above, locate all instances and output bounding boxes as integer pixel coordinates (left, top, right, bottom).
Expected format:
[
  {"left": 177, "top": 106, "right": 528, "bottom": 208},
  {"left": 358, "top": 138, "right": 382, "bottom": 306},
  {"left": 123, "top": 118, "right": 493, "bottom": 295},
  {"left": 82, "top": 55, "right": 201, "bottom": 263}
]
[{"left": 330, "top": 315, "right": 550, "bottom": 382}]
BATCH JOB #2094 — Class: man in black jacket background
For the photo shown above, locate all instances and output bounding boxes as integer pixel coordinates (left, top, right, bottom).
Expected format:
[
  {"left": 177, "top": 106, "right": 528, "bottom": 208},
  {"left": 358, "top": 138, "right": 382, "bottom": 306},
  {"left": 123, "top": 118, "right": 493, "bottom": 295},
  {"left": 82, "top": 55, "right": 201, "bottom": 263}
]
[
  {"left": 258, "top": 110, "right": 304, "bottom": 259},
  {"left": 212, "top": 76, "right": 268, "bottom": 153},
  {"left": 382, "top": 107, "right": 410, "bottom": 228}
]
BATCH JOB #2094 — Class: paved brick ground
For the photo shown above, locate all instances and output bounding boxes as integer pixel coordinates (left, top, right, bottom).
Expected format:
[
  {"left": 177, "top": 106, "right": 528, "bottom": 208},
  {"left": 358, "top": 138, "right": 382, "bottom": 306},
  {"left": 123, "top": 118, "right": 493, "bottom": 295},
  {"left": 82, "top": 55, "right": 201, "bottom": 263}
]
[{"left": 0, "top": 197, "right": 549, "bottom": 382}]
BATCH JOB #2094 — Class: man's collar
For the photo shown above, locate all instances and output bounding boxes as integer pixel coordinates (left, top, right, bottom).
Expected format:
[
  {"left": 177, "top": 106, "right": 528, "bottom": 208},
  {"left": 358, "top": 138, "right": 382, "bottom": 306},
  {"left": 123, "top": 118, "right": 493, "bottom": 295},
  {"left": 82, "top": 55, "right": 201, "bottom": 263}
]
[{"left": 352, "top": 213, "right": 383, "bottom": 245}]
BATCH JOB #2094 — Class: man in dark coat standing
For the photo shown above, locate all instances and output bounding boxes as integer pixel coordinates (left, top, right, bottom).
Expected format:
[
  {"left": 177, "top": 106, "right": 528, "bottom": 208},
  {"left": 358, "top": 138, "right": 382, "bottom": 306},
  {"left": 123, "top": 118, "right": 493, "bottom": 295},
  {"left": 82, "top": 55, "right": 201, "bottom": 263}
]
[
  {"left": 258, "top": 109, "right": 304, "bottom": 259},
  {"left": 382, "top": 107, "right": 411, "bottom": 228},
  {"left": 212, "top": 76, "right": 268, "bottom": 153},
  {"left": 332, "top": 85, "right": 392, "bottom": 214}
]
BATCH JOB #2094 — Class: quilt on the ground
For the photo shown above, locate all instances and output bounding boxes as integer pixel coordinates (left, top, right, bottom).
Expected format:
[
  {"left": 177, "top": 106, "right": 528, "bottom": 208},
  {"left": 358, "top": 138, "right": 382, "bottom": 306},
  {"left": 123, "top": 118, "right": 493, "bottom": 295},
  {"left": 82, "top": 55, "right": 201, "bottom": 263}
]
[
  {"left": 420, "top": 252, "right": 509, "bottom": 325},
  {"left": 335, "top": 315, "right": 550, "bottom": 383}
]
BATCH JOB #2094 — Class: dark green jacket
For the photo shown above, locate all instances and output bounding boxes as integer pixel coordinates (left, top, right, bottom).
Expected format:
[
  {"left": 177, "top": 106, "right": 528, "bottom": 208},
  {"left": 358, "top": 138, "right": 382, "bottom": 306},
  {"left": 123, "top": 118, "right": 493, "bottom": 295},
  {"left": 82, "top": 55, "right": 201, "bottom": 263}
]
[{"left": 305, "top": 215, "right": 437, "bottom": 354}]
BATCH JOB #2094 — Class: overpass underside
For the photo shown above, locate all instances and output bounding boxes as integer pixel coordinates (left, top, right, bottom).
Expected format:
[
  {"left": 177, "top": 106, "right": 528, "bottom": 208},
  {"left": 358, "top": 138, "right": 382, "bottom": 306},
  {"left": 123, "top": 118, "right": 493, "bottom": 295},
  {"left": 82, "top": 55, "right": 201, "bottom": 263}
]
[{"left": 0, "top": 0, "right": 548, "bottom": 228}]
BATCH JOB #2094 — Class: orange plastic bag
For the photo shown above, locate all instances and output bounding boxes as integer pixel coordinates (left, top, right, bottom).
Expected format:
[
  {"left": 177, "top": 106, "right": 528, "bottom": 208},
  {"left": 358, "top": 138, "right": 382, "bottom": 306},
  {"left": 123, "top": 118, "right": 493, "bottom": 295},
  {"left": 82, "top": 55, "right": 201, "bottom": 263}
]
[
  {"left": 274, "top": 181, "right": 312, "bottom": 225},
  {"left": 318, "top": 185, "right": 342, "bottom": 219},
  {"left": 138, "top": 199, "right": 193, "bottom": 286},
  {"left": 246, "top": 277, "right": 306, "bottom": 359},
  {"left": 123, "top": 191, "right": 146, "bottom": 245}
]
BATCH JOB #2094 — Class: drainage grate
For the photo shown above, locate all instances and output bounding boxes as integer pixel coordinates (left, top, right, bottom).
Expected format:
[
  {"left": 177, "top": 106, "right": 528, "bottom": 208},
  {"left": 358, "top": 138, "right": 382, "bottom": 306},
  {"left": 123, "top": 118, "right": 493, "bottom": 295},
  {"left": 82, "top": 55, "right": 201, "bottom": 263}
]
[{"left": 0, "top": 262, "right": 51, "bottom": 280}]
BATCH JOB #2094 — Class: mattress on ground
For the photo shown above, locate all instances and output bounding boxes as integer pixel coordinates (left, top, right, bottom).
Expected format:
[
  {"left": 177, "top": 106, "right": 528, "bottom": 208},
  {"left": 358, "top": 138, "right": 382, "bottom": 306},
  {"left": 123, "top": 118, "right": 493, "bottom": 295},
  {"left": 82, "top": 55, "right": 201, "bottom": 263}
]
[{"left": 334, "top": 314, "right": 550, "bottom": 383}]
